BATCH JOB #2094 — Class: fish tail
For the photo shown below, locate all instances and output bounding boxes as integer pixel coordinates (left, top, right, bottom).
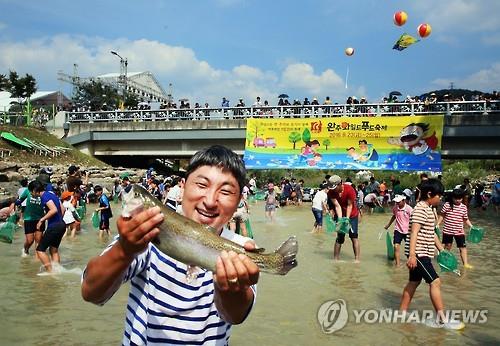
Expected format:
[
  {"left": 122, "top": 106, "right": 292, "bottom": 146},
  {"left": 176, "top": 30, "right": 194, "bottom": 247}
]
[{"left": 274, "top": 236, "right": 298, "bottom": 275}]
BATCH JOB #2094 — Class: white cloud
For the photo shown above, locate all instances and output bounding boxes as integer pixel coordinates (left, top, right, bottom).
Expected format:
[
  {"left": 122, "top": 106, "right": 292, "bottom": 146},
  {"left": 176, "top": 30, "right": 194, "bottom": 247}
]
[
  {"left": 410, "top": 0, "right": 500, "bottom": 34},
  {"left": 0, "top": 35, "right": 354, "bottom": 106},
  {"left": 431, "top": 62, "right": 500, "bottom": 91}
]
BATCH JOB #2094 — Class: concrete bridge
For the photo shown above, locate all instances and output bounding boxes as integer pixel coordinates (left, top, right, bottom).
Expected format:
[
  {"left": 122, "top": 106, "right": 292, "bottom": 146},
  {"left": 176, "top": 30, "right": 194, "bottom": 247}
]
[{"left": 62, "top": 101, "right": 500, "bottom": 167}]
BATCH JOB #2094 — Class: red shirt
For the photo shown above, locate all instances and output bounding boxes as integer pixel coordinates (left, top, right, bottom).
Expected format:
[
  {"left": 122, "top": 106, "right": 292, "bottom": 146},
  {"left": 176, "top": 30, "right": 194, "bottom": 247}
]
[{"left": 328, "top": 183, "right": 359, "bottom": 218}]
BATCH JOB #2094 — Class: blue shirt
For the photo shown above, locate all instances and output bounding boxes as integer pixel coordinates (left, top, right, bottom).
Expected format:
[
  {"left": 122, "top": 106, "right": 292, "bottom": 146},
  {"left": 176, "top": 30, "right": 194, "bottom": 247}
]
[{"left": 41, "top": 191, "right": 63, "bottom": 227}]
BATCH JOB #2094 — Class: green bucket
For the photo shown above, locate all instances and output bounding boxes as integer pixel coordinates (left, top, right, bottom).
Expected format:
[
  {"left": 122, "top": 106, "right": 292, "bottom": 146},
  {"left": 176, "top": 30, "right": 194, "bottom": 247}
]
[
  {"left": 76, "top": 206, "right": 85, "bottom": 220},
  {"left": 0, "top": 222, "right": 16, "bottom": 243},
  {"left": 91, "top": 211, "right": 100, "bottom": 229},
  {"left": 434, "top": 226, "right": 442, "bottom": 239},
  {"left": 467, "top": 226, "right": 484, "bottom": 244},
  {"left": 437, "top": 250, "right": 459, "bottom": 273},
  {"left": 386, "top": 231, "right": 395, "bottom": 260},
  {"left": 244, "top": 218, "right": 254, "bottom": 239},
  {"left": 374, "top": 206, "right": 385, "bottom": 213},
  {"left": 324, "top": 214, "right": 336, "bottom": 234},
  {"left": 337, "top": 217, "right": 351, "bottom": 234}
]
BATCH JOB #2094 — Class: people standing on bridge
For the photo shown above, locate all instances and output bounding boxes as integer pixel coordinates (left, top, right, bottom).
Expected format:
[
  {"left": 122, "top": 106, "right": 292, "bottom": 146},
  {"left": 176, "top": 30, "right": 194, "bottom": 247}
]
[
  {"left": 221, "top": 97, "right": 230, "bottom": 119},
  {"left": 328, "top": 175, "right": 361, "bottom": 262}
]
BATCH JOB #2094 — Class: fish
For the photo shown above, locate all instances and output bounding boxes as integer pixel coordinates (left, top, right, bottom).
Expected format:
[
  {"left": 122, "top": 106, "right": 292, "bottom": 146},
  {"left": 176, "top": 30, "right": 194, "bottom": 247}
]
[{"left": 122, "top": 184, "right": 298, "bottom": 275}]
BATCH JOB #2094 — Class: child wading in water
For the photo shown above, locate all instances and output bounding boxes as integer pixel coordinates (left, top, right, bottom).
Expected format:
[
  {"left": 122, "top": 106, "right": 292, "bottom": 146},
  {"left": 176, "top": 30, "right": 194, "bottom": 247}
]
[
  {"left": 384, "top": 194, "right": 412, "bottom": 266},
  {"left": 437, "top": 188, "right": 474, "bottom": 269},
  {"left": 399, "top": 179, "right": 464, "bottom": 329},
  {"left": 94, "top": 185, "right": 113, "bottom": 238}
]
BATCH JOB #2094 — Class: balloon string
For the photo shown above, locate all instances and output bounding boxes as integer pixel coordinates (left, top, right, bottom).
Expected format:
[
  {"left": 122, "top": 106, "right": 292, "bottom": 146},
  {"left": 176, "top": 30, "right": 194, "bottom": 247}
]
[{"left": 345, "top": 66, "right": 349, "bottom": 89}]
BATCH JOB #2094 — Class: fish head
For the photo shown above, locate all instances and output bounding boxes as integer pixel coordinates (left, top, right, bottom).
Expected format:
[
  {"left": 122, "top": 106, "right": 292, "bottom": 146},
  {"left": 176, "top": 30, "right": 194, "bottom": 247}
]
[{"left": 122, "top": 184, "right": 160, "bottom": 218}]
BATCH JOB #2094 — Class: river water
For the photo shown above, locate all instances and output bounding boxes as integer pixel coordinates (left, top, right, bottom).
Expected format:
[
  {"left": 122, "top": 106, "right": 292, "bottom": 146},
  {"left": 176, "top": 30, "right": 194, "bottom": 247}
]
[{"left": 0, "top": 201, "right": 498, "bottom": 345}]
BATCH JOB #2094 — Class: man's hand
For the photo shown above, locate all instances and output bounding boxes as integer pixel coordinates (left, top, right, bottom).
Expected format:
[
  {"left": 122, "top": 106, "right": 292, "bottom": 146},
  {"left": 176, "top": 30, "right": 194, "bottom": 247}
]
[
  {"left": 214, "top": 242, "right": 259, "bottom": 293},
  {"left": 116, "top": 206, "right": 164, "bottom": 258}
]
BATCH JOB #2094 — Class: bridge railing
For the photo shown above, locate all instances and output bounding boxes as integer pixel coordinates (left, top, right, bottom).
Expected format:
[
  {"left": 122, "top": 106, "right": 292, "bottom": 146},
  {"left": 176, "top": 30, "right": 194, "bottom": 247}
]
[{"left": 66, "top": 100, "right": 499, "bottom": 123}]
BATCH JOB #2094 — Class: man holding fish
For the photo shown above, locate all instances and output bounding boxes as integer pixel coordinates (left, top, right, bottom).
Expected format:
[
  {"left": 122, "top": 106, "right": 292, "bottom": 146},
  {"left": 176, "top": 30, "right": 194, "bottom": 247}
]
[{"left": 82, "top": 145, "right": 298, "bottom": 345}]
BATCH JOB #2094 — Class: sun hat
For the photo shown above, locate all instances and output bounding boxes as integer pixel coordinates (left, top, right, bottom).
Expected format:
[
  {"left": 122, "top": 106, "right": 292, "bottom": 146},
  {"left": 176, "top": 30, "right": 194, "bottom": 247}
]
[
  {"left": 328, "top": 175, "right": 342, "bottom": 189},
  {"left": 393, "top": 195, "right": 406, "bottom": 203}
]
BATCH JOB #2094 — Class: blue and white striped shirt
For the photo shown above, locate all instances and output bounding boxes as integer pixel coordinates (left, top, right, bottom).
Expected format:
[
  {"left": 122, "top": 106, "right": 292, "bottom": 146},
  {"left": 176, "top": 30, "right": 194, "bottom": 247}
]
[{"left": 101, "top": 229, "right": 256, "bottom": 345}]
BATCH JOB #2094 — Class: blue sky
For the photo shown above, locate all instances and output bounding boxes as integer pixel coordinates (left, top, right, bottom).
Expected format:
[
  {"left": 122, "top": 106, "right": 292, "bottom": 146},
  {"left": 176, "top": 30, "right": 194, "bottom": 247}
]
[{"left": 0, "top": 0, "right": 499, "bottom": 106}]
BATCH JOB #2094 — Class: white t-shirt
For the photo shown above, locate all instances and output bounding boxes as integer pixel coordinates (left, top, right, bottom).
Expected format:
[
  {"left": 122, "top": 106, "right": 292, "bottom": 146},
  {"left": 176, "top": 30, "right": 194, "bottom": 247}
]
[
  {"left": 62, "top": 200, "right": 76, "bottom": 225},
  {"left": 364, "top": 193, "right": 377, "bottom": 203},
  {"left": 167, "top": 184, "right": 181, "bottom": 201},
  {"left": 312, "top": 189, "right": 328, "bottom": 211}
]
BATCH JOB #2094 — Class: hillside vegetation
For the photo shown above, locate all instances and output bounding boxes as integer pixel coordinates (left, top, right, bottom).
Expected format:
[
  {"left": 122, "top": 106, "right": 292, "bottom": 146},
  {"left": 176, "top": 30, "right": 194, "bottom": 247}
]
[{"left": 0, "top": 125, "right": 106, "bottom": 167}]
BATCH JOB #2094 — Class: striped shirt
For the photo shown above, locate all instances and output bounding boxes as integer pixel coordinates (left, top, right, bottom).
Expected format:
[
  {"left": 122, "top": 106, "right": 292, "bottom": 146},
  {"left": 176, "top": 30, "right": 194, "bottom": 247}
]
[
  {"left": 98, "top": 228, "right": 256, "bottom": 345},
  {"left": 440, "top": 202, "right": 468, "bottom": 235},
  {"left": 405, "top": 201, "right": 436, "bottom": 258}
]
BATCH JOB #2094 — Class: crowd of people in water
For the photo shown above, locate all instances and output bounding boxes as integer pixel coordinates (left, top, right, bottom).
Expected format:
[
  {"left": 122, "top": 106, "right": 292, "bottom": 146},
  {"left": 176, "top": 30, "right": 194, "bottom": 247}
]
[{"left": 1, "top": 150, "right": 499, "bottom": 338}]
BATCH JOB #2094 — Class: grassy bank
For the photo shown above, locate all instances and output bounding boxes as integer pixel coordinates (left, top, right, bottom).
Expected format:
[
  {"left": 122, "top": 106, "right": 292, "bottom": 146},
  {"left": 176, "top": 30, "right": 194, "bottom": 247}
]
[{"left": 0, "top": 125, "right": 106, "bottom": 167}]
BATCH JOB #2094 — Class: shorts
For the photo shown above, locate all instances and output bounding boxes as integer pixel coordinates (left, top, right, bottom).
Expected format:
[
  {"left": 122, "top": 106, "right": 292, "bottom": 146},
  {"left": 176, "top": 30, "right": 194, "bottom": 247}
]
[
  {"left": 265, "top": 204, "right": 276, "bottom": 212},
  {"left": 36, "top": 222, "right": 66, "bottom": 252},
  {"left": 312, "top": 208, "right": 323, "bottom": 226},
  {"left": 24, "top": 220, "right": 45, "bottom": 234},
  {"left": 100, "top": 216, "right": 110, "bottom": 230},
  {"left": 409, "top": 256, "right": 439, "bottom": 284},
  {"left": 393, "top": 230, "right": 408, "bottom": 245},
  {"left": 442, "top": 233, "right": 466, "bottom": 248},
  {"left": 365, "top": 202, "right": 375, "bottom": 209},
  {"left": 336, "top": 216, "right": 359, "bottom": 244}
]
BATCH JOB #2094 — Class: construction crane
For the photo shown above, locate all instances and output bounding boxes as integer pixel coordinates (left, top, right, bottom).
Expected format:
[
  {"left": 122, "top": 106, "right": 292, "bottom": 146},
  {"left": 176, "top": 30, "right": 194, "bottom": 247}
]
[{"left": 57, "top": 64, "right": 171, "bottom": 103}]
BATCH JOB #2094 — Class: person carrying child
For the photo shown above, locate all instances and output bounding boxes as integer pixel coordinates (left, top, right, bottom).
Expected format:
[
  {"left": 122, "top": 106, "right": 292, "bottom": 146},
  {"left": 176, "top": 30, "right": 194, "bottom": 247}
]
[{"left": 436, "top": 188, "right": 474, "bottom": 269}]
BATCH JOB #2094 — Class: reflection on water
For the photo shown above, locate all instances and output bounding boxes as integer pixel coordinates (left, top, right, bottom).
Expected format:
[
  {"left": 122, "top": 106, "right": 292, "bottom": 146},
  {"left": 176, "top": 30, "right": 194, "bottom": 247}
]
[{"left": 0, "top": 202, "right": 498, "bottom": 345}]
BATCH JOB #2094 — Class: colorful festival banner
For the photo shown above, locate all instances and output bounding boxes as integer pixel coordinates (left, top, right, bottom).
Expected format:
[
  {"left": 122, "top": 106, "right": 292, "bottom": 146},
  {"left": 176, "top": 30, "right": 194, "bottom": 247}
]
[{"left": 244, "top": 115, "right": 444, "bottom": 172}]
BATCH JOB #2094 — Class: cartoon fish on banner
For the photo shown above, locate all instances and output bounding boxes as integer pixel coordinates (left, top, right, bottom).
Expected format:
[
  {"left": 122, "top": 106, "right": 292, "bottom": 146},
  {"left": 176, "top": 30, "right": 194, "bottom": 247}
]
[{"left": 392, "top": 33, "right": 420, "bottom": 51}]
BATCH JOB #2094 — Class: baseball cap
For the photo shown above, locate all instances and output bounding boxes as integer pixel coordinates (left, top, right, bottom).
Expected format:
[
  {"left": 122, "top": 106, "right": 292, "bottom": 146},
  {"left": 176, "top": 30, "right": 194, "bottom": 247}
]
[
  {"left": 68, "top": 165, "right": 79, "bottom": 175},
  {"left": 393, "top": 195, "right": 405, "bottom": 203},
  {"left": 328, "top": 175, "right": 342, "bottom": 189},
  {"left": 41, "top": 167, "right": 53, "bottom": 175}
]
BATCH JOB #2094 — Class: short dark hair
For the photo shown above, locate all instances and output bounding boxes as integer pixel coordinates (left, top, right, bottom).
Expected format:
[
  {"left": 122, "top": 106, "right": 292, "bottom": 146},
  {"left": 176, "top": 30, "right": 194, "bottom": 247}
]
[
  {"left": 186, "top": 145, "right": 246, "bottom": 193},
  {"left": 94, "top": 185, "right": 103, "bottom": 193},
  {"left": 28, "top": 180, "right": 43, "bottom": 193},
  {"left": 419, "top": 178, "right": 444, "bottom": 199}
]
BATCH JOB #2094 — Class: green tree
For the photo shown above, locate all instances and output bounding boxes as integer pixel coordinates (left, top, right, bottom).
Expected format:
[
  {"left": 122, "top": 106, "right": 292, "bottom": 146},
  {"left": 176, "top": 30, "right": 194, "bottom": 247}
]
[
  {"left": 73, "top": 80, "right": 120, "bottom": 111},
  {"left": 0, "top": 74, "right": 10, "bottom": 91},
  {"left": 302, "top": 128, "right": 311, "bottom": 143},
  {"left": 288, "top": 131, "right": 302, "bottom": 149},
  {"left": 323, "top": 138, "right": 331, "bottom": 150}
]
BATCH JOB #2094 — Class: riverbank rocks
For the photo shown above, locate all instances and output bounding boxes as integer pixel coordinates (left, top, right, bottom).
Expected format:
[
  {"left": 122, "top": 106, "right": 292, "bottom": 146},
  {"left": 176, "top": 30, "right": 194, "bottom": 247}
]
[{"left": 0, "top": 162, "right": 147, "bottom": 200}]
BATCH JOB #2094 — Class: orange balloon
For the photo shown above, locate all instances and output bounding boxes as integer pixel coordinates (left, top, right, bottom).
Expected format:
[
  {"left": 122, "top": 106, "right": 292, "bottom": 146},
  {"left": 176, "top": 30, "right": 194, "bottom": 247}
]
[
  {"left": 418, "top": 23, "right": 432, "bottom": 38},
  {"left": 345, "top": 47, "right": 354, "bottom": 56},
  {"left": 393, "top": 11, "right": 408, "bottom": 26}
]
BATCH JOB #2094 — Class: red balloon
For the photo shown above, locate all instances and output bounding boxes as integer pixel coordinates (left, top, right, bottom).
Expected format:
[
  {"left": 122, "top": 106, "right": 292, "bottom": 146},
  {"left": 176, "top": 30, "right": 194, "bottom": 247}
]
[
  {"left": 393, "top": 11, "right": 408, "bottom": 26},
  {"left": 418, "top": 23, "right": 432, "bottom": 38}
]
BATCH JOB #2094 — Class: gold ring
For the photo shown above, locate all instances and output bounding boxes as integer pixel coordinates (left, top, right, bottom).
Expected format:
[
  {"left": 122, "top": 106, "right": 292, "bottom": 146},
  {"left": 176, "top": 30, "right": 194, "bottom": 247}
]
[{"left": 228, "top": 277, "right": 238, "bottom": 284}]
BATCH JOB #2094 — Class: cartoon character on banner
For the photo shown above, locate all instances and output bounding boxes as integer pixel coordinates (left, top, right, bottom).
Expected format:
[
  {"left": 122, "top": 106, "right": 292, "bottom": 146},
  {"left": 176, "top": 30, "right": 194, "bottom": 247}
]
[
  {"left": 387, "top": 123, "right": 438, "bottom": 160},
  {"left": 355, "top": 139, "right": 379, "bottom": 167},
  {"left": 299, "top": 139, "right": 321, "bottom": 164}
]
